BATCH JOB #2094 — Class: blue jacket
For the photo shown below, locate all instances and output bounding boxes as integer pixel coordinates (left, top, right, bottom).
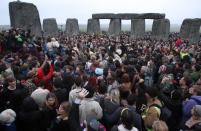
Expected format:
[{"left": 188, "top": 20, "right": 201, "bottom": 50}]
[{"left": 183, "top": 96, "right": 201, "bottom": 120}]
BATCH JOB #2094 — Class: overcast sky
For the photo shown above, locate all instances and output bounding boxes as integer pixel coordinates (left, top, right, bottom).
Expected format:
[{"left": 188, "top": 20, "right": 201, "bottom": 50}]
[{"left": 0, "top": 0, "right": 201, "bottom": 25}]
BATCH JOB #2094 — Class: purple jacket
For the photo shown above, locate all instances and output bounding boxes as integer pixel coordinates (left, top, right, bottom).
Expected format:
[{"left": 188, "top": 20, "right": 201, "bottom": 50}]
[{"left": 183, "top": 96, "right": 201, "bottom": 119}]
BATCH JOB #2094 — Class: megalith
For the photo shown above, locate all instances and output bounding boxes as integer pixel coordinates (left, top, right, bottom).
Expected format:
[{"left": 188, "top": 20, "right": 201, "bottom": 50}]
[
  {"left": 9, "top": 1, "right": 42, "bottom": 36},
  {"left": 180, "top": 18, "right": 201, "bottom": 42},
  {"left": 65, "top": 18, "right": 79, "bottom": 35},
  {"left": 131, "top": 19, "right": 145, "bottom": 38},
  {"left": 87, "top": 19, "right": 101, "bottom": 34},
  {"left": 43, "top": 18, "right": 58, "bottom": 36},
  {"left": 152, "top": 19, "right": 170, "bottom": 40},
  {"left": 108, "top": 19, "right": 121, "bottom": 36}
]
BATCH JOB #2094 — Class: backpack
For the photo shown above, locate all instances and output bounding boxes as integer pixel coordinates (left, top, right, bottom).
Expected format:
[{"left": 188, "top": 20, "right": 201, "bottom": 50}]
[{"left": 149, "top": 104, "right": 172, "bottom": 122}]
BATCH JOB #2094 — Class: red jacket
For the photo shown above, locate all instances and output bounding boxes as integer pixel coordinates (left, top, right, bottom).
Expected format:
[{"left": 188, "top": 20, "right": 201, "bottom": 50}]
[
  {"left": 35, "top": 64, "right": 53, "bottom": 91},
  {"left": 176, "top": 38, "right": 182, "bottom": 47}
]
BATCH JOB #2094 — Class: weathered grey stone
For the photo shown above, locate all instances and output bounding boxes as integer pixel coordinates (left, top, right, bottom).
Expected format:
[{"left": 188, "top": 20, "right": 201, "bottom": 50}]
[
  {"left": 43, "top": 18, "right": 58, "bottom": 36},
  {"left": 9, "top": 1, "right": 42, "bottom": 36},
  {"left": 92, "top": 13, "right": 116, "bottom": 19},
  {"left": 92, "top": 13, "right": 165, "bottom": 19},
  {"left": 131, "top": 19, "right": 145, "bottom": 38},
  {"left": 87, "top": 19, "right": 101, "bottom": 34},
  {"left": 180, "top": 18, "right": 201, "bottom": 42},
  {"left": 115, "top": 13, "right": 139, "bottom": 19},
  {"left": 65, "top": 18, "right": 79, "bottom": 35},
  {"left": 108, "top": 19, "right": 121, "bottom": 36},
  {"left": 136, "top": 13, "right": 165, "bottom": 19},
  {"left": 152, "top": 19, "right": 170, "bottom": 40}
]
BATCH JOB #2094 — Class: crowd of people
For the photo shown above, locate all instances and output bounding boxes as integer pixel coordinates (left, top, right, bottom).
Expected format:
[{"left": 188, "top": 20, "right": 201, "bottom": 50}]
[{"left": 0, "top": 28, "right": 201, "bottom": 131}]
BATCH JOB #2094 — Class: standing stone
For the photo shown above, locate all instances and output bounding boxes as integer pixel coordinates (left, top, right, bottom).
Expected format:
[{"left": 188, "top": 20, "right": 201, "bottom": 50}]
[
  {"left": 108, "top": 19, "right": 121, "bottom": 36},
  {"left": 43, "top": 18, "right": 58, "bottom": 36},
  {"left": 131, "top": 19, "right": 145, "bottom": 38},
  {"left": 180, "top": 18, "right": 201, "bottom": 42},
  {"left": 9, "top": 1, "right": 42, "bottom": 36},
  {"left": 87, "top": 19, "right": 101, "bottom": 34},
  {"left": 152, "top": 19, "right": 170, "bottom": 40},
  {"left": 65, "top": 18, "right": 79, "bottom": 35}
]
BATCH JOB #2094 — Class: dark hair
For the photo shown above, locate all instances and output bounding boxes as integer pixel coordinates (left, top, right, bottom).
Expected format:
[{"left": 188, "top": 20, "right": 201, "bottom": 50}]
[
  {"left": 171, "top": 89, "right": 182, "bottom": 100},
  {"left": 145, "top": 87, "right": 158, "bottom": 98},
  {"left": 53, "top": 78, "right": 63, "bottom": 89},
  {"left": 127, "top": 94, "right": 137, "bottom": 106},
  {"left": 42, "top": 62, "right": 50, "bottom": 76},
  {"left": 97, "top": 80, "right": 107, "bottom": 95},
  {"left": 114, "top": 60, "right": 121, "bottom": 68},
  {"left": 74, "top": 76, "right": 82, "bottom": 87},
  {"left": 84, "top": 85, "right": 95, "bottom": 98},
  {"left": 121, "top": 108, "right": 134, "bottom": 130},
  {"left": 47, "top": 37, "right": 51, "bottom": 42},
  {"left": 121, "top": 73, "right": 130, "bottom": 83},
  {"left": 46, "top": 93, "right": 58, "bottom": 108}
]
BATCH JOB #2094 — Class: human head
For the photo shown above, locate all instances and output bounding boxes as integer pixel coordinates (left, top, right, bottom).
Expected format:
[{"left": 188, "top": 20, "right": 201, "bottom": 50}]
[
  {"left": 191, "top": 105, "right": 201, "bottom": 118},
  {"left": 109, "top": 88, "right": 120, "bottom": 104},
  {"left": 58, "top": 101, "right": 71, "bottom": 116},
  {"left": 145, "top": 87, "right": 158, "bottom": 100},
  {"left": 189, "top": 85, "right": 201, "bottom": 96},
  {"left": 121, "top": 73, "right": 130, "bottom": 83},
  {"left": 152, "top": 120, "right": 168, "bottom": 131},
  {"left": 45, "top": 93, "right": 58, "bottom": 108},
  {"left": 120, "top": 108, "right": 134, "bottom": 130},
  {"left": 86, "top": 115, "right": 100, "bottom": 131},
  {"left": 0, "top": 109, "right": 16, "bottom": 125}
]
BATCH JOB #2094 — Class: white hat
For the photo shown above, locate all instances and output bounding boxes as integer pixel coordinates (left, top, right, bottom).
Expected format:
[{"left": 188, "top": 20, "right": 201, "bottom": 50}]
[
  {"left": 116, "top": 49, "right": 122, "bottom": 56},
  {"left": 0, "top": 109, "right": 16, "bottom": 124}
]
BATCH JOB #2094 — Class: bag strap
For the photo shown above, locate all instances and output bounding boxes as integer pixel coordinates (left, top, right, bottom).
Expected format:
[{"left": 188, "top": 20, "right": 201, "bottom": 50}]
[
  {"left": 191, "top": 97, "right": 201, "bottom": 105},
  {"left": 149, "top": 104, "right": 162, "bottom": 110}
]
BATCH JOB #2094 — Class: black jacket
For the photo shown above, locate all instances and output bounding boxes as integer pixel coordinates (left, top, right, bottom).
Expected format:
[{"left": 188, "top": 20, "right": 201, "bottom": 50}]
[
  {"left": 17, "top": 97, "right": 44, "bottom": 131},
  {"left": 49, "top": 103, "right": 82, "bottom": 131},
  {"left": 158, "top": 92, "right": 183, "bottom": 131}
]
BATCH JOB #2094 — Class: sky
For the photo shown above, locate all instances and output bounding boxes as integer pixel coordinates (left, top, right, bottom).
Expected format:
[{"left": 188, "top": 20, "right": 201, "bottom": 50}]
[{"left": 0, "top": 0, "right": 201, "bottom": 25}]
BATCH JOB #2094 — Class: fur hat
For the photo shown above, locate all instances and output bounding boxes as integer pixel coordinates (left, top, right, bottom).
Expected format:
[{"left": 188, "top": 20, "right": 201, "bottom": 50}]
[
  {"left": 0, "top": 109, "right": 16, "bottom": 124},
  {"left": 31, "top": 88, "right": 49, "bottom": 108}
]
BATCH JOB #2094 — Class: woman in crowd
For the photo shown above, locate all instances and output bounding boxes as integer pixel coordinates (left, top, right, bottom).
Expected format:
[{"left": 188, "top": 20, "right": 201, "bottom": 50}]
[{"left": 41, "top": 93, "right": 58, "bottom": 131}]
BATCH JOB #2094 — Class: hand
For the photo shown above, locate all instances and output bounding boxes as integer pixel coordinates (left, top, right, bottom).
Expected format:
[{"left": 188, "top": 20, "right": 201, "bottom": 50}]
[
  {"left": 78, "top": 88, "right": 89, "bottom": 99},
  {"left": 45, "top": 55, "right": 48, "bottom": 61},
  {"left": 47, "top": 60, "right": 52, "bottom": 65}
]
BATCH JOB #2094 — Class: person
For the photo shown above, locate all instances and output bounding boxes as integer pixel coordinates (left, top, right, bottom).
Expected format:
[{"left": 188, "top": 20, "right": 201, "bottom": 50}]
[
  {"left": 68, "top": 76, "right": 82, "bottom": 105},
  {"left": 111, "top": 108, "right": 138, "bottom": 131},
  {"left": 83, "top": 115, "right": 106, "bottom": 131},
  {"left": 0, "top": 76, "right": 29, "bottom": 113},
  {"left": 152, "top": 120, "right": 168, "bottom": 131},
  {"left": 182, "top": 105, "right": 201, "bottom": 130},
  {"left": 104, "top": 94, "right": 142, "bottom": 131},
  {"left": 142, "top": 87, "right": 162, "bottom": 131},
  {"left": 183, "top": 85, "right": 201, "bottom": 123},
  {"left": 158, "top": 89, "right": 182, "bottom": 131},
  {"left": 0, "top": 109, "right": 16, "bottom": 131},
  {"left": 41, "top": 93, "right": 58, "bottom": 131},
  {"left": 18, "top": 97, "right": 44, "bottom": 131},
  {"left": 49, "top": 89, "right": 88, "bottom": 131},
  {"left": 49, "top": 101, "right": 73, "bottom": 131},
  {"left": 79, "top": 85, "right": 103, "bottom": 124},
  {"left": 35, "top": 56, "right": 54, "bottom": 91}
]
